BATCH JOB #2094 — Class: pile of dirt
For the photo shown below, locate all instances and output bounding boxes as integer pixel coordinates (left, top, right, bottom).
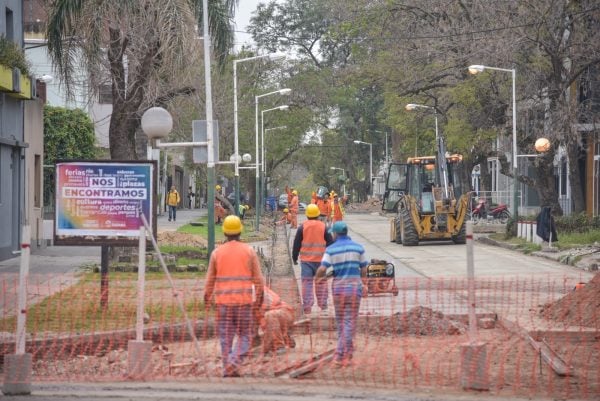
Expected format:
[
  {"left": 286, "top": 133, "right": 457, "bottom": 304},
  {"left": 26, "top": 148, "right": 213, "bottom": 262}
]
[
  {"left": 157, "top": 231, "right": 207, "bottom": 248},
  {"left": 345, "top": 198, "right": 383, "bottom": 213},
  {"left": 361, "top": 306, "right": 465, "bottom": 336},
  {"left": 540, "top": 271, "right": 600, "bottom": 327}
]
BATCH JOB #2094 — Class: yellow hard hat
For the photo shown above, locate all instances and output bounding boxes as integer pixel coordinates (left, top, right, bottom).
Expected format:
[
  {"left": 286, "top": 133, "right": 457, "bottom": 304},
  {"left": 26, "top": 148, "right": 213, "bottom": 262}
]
[
  {"left": 306, "top": 204, "right": 320, "bottom": 218},
  {"left": 222, "top": 215, "right": 243, "bottom": 235},
  {"left": 292, "top": 190, "right": 298, "bottom": 195},
  {"left": 283, "top": 208, "right": 289, "bottom": 213},
  {"left": 215, "top": 185, "right": 222, "bottom": 191}
]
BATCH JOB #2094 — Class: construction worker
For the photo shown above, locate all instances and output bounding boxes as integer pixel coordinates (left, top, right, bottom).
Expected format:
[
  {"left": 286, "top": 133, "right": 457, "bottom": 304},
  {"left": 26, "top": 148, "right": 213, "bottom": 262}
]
[
  {"left": 257, "top": 286, "right": 295, "bottom": 355},
  {"left": 167, "top": 185, "right": 180, "bottom": 222},
  {"left": 315, "top": 190, "right": 331, "bottom": 224},
  {"left": 285, "top": 185, "right": 295, "bottom": 205},
  {"left": 289, "top": 189, "right": 299, "bottom": 228},
  {"left": 292, "top": 204, "right": 333, "bottom": 315},
  {"left": 316, "top": 221, "right": 367, "bottom": 367},
  {"left": 277, "top": 208, "right": 292, "bottom": 225},
  {"left": 215, "top": 199, "right": 227, "bottom": 224},
  {"left": 204, "top": 215, "right": 264, "bottom": 378},
  {"left": 330, "top": 192, "right": 345, "bottom": 223}
]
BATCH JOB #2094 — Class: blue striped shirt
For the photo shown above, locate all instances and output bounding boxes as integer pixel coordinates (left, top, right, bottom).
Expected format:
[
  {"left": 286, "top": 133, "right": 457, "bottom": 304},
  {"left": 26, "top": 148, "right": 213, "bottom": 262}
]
[{"left": 321, "top": 235, "right": 367, "bottom": 296}]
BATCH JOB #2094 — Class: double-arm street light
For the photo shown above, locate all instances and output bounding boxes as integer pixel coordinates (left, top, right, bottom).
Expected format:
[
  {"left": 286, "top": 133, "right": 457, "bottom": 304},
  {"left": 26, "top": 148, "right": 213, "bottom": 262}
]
[
  {"left": 261, "top": 107, "right": 288, "bottom": 211},
  {"left": 330, "top": 166, "right": 346, "bottom": 196},
  {"left": 352, "top": 140, "right": 373, "bottom": 198},
  {"left": 405, "top": 103, "right": 449, "bottom": 199},
  {"left": 468, "top": 64, "right": 518, "bottom": 223},
  {"left": 255, "top": 88, "right": 291, "bottom": 231},
  {"left": 263, "top": 125, "right": 287, "bottom": 201},
  {"left": 233, "top": 53, "right": 284, "bottom": 217}
]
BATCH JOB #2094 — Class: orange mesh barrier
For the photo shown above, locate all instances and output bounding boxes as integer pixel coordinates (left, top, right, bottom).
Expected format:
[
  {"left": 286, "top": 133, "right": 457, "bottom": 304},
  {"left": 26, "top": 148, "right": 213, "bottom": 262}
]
[{"left": 0, "top": 272, "right": 598, "bottom": 399}]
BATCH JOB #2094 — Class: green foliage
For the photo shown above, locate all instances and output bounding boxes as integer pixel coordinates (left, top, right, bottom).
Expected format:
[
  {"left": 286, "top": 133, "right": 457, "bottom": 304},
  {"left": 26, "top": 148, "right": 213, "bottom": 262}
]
[
  {"left": 555, "top": 231, "right": 600, "bottom": 250},
  {"left": 554, "top": 213, "right": 600, "bottom": 234},
  {"left": 0, "top": 35, "right": 30, "bottom": 75},
  {"left": 44, "top": 105, "right": 97, "bottom": 207}
]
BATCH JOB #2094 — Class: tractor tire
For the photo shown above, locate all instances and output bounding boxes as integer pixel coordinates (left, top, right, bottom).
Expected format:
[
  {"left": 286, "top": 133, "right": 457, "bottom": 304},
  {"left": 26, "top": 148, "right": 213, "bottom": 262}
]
[
  {"left": 394, "top": 216, "right": 403, "bottom": 244},
  {"left": 452, "top": 221, "right": 467, "bottom": 244},
  {"left": 400, "top": 208, "right": 419, "bottom": 246}
]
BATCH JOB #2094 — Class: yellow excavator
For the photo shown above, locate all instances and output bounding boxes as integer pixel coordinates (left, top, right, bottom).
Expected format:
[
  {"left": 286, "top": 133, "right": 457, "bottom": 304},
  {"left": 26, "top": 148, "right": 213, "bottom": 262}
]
[{"left": 382, "top": 135, "right": 470, "bottom": 246}]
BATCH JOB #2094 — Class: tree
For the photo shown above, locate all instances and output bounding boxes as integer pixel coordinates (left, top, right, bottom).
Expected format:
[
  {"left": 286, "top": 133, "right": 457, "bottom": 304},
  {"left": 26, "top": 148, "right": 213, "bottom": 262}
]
[
  {"left": 43, "top": 105, "right": 97, "bottom": 207},
  {"left": 46, "top": 0, "right": 239, "bottom": 160}
]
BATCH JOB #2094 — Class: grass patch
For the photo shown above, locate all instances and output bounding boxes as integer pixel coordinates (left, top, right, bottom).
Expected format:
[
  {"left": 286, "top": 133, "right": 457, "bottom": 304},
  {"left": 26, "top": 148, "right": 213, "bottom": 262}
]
[
  {"left": 177, "top": 216, "right": 271, "bottom": 242},
  {"left": 159, "top": 244, "right": 206, "bottom": 255},
  {"left": 177, "top": 216, "right": 225, "bottom": 241},
  {"left": 554, "top": 230, "right": 600, "bottom": 250},
  {"left": 0, "top": 272, "right": 208, "bottom": 334}
]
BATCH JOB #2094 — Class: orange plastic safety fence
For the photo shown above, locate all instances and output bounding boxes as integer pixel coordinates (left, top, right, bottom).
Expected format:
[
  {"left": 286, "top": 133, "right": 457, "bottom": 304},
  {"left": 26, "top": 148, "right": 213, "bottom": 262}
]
[{"left": 0, "top": 272, "right": 598, "bottom": 399}]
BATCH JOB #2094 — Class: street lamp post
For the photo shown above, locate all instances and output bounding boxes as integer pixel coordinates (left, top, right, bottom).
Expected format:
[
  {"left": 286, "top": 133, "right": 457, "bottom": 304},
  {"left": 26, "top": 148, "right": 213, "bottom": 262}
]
[
  {"left": 353, "top": 140, "right": 373, "bottom": 198},
  {"left": 468, "top": 64, "right": 518, "bottom": 226},
  {"left": 330, "top": 166, "right": 346, "bottom": 196},
  {"left": 263, "top": 125, "right": 287, "bottom": 202},
  {"left": 255, "top": 88, "right": 291, "bottom": 231},
  {"left": 233, "top": 53, "right": 284, "bottom": 217}
]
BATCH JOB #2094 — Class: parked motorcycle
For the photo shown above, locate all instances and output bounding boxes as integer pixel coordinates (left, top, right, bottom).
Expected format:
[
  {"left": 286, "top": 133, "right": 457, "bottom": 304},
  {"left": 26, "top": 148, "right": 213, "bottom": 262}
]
[{"left": 471, "top": 197, "right": 511, "bottom": 224}]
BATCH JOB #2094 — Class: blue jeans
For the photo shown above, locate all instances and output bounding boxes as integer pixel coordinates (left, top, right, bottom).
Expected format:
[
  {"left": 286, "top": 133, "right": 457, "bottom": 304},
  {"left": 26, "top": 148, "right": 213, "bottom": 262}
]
[
  {"left": 216, "top": 304, "right": 253, "bottom": 373},
  {"left": 168, "top": 205, "right": 177, "bottom": 220},
  {"left": 332, "top": 293, "right": 361, "bottom": 361},
  {"left": 300, "top": 261, "right": 328, "bottom": 311}
]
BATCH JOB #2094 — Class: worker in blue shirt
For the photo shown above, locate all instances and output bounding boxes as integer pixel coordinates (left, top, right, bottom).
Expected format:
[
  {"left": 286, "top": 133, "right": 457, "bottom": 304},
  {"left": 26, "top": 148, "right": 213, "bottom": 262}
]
[{"left": 316, "top": 221, "right": 367, "bottom": 367}]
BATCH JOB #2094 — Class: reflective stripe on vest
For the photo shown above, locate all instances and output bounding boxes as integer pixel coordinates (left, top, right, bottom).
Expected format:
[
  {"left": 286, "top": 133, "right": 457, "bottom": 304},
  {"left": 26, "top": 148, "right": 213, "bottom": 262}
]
[
  {"left": 213, "top": 242, "right": 255, "bottom": 305},
  {"left": 299, "top": 220, "right": 327, "bottom": 262}
]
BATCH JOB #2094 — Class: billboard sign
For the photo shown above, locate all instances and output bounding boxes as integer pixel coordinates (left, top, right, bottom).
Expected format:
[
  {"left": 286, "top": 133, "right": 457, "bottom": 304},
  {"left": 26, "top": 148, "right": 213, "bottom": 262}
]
[{"left": 54, "top": 160, "right": 156, "bottom": 245}]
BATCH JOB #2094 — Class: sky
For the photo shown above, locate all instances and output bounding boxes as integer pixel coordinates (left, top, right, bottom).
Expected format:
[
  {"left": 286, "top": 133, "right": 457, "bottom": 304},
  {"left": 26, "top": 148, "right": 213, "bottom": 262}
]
[{"left": 233, "top": 0, "right": 263, "bottom": 50}]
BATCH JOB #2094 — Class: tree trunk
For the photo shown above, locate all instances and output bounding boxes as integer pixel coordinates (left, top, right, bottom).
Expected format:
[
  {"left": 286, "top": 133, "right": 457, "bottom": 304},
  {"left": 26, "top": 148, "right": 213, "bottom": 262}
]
[
  {"left": 109, "top": 102, "right": 139, "bottom": 160},
  {"left": 534, "top": 160, "right": 563, "bottom": 215},
  {"left": 566, "top": 138, "right": 586, "bottom": 214}
]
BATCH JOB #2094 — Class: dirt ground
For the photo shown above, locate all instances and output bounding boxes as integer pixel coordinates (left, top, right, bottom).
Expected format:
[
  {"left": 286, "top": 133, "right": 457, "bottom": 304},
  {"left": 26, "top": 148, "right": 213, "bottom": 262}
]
[{"left": 541, "top": 271, "right": 600, "bottom": 328}]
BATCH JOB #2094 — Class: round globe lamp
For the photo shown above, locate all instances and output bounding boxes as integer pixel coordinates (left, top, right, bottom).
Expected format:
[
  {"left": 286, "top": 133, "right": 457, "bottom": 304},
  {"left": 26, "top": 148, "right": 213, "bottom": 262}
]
[
  {"left": 141, "top": 107, "right": 173, "bottom": 139},
  {"left": 534, "top": 137, "right": 551, "bottom": 153}
]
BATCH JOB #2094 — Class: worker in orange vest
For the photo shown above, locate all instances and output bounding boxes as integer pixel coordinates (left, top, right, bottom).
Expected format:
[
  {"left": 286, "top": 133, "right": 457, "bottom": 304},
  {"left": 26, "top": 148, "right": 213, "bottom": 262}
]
[
  {"left": 285, "top": 185, "right": 295, "bottom": 205},
  {"left": 204, "top": 215, "right": 264, "bottom": 377},
  {"left": 257, "top": 286, "right": 295, "bottom": 355},
  {"left": 330, "top": 192, "right": 345, "bottom": 222},
  {"left": 289, "top": 190, "right": 299, "bottom": 228},
  {"left": 292, "top": 204, "right": 333, "bottom": 315},
  {"left": 277, "top": 208, "right": 292, "bottom": 225},
  {"left": 315, "top": 192, "right": 331, "bottom": 224}
]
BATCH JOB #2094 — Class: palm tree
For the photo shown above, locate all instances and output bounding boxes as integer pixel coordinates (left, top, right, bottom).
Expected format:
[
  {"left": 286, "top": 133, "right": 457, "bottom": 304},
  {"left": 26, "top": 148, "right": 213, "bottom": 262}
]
[{"left": 46, "top": 0, "right": 239, "bottom": 160}]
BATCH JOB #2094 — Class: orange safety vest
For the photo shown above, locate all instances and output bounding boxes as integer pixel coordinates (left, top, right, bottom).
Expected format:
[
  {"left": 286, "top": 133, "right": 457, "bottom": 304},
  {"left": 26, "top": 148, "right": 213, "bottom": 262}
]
[
  {"left": 289, "top": 195, "right": 299, "bottom": 212},
  {"left": 316, "top": 198, "right": 330, "bottom": 216},
  {"left": 212, "top": 241, "right": 256, "bottom": 305},
  {"left": 331, "top": 200, "right": 344, "bottom": 222},
  {"left": 299, "top": 219, "right": 327, "bottom": 262}
]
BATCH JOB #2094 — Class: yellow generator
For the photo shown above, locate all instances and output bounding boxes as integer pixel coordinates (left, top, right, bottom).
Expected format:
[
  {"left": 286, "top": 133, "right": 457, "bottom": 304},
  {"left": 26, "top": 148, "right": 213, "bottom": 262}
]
[{"left": 365, "top": 259, "right": 399, "bottom": 296}]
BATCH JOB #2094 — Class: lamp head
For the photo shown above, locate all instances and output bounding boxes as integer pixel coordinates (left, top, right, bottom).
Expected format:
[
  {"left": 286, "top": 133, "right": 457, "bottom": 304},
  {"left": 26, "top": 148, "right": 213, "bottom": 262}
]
[
  {"left": 279, "top": 88, "right": 292, "bottom": 95},
  {"left": 534, "top": 137, "right": 551, "bottom": 153},
  {"left": 38, "top": 74, "right": 54, "bottom": 83},
  {"left": 468, "top": 65, "right": 485, "bottom": 74},
  {"left": 278, "top": 105, "right": 289, "bottom": 110},
  {"left": 405, "top": 104, "right": 418, "bottom": 111},
  {"left": 353, "top": 140, "right": 361, "bottom": 144},
  {"left": 141, "top": 107, "right": 173, "bottom": 139},
  {"left": 242, "top": 153, "right": 252, "bottom": 163}
]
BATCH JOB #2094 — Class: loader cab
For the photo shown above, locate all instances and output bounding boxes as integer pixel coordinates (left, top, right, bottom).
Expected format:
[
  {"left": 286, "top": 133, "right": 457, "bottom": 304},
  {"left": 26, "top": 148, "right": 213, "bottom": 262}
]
[{"left": 382, "top": 155, "right": 467, "bottom": 213}]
